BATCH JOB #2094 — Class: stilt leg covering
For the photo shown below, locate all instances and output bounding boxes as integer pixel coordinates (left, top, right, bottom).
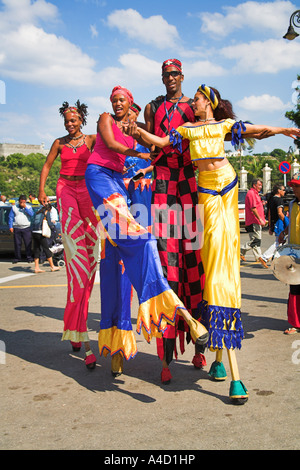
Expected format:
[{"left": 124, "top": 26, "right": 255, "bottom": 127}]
[
  {"left": 71, "top": 341, "right": 81, "bottom": 351},
  {"left": 111, "top": 352, "right": 123, "bottom": 377},
  {"left": 192, "top": 353, "right": 207, "bottom": 369},
  {"left": 85, "top": 350, "right": 97, "bottom": 369},
  {"left": 208, "top": 360, "right": 227, "bottom": 380},
  {"left": 161, "top": 367, "right": 172, "bottom": 384},
  {"left": 229, "top": 380, "right": 248, "bottom": 399}
]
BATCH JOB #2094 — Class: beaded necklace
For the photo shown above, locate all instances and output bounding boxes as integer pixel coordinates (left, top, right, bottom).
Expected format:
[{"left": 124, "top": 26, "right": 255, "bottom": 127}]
[{"left": 66, "top": 135, "right": 86, "bottom": 153}]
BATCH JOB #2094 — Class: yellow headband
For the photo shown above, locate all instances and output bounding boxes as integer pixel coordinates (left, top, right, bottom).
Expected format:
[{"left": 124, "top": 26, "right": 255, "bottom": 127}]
[{"left": 198, "top": 84, "right": 219, "bottom": 110}]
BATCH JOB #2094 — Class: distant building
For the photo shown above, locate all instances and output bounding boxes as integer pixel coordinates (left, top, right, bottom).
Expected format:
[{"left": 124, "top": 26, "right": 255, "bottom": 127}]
[
  {"left": 0, "top": 143, "right": 49, "bottom": 158},
  {"left": 226, "top": 149, "right": 244, "bottom": 157}
]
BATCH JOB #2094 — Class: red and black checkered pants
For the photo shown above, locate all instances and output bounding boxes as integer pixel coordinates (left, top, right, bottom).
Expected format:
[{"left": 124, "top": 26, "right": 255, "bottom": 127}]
[{"left": 151, "top": 154, "right": 205, "bottom": 319}]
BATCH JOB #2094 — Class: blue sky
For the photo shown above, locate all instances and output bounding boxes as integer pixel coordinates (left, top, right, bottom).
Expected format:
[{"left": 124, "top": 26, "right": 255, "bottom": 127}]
[{"left": 0, "top": 0, "right": 299, "bottom": 154}]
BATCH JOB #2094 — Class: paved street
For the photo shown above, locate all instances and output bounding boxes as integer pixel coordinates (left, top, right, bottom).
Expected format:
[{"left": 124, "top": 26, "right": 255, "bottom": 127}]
[{"left": 0, "top": 230, "right": 299, "bottom": 451}]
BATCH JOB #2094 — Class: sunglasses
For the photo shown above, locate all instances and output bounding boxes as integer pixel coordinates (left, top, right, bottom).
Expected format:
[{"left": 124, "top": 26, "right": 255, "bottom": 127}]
[{"left": 162, "top": 71, "right": 182, "bottom": 78}]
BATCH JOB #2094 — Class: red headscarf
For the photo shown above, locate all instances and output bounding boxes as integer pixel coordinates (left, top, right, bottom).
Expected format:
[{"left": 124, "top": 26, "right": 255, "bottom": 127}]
[
  {"left": 110, "top": 86, "right": 134, "bottom": 105},
  {"left": 162, "top": 58, "right": 182, "bottom": 73}
]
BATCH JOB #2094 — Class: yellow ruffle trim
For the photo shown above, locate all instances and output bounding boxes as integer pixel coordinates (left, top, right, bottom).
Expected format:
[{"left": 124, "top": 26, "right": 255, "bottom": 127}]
[
  {"left": 98, "top": 326, "right": 137, "bottom": 361},
  {"left": 61, "top": 329, "right": 90, "bottom": 343},
  {"left": 137, "top": 289, "right": 185, "bottom": 343}
]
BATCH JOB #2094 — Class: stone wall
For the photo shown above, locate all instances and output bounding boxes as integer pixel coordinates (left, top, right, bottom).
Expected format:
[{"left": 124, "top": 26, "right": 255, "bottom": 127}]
[{"left": 0, "top": 143, "right": 49, "bottom": 158}]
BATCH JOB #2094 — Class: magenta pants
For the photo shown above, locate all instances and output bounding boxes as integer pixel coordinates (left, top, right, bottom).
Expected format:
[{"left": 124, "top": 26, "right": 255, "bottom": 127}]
[{"left": 56, "top": 177, "right": 99, "bottom": 343}]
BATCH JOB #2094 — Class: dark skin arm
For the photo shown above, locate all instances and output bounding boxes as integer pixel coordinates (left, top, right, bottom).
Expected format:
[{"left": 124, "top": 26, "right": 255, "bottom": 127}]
[
  {"left": 38, "top": 134, "right": 96, "bottom": 206},
  {"left": 224, "top": 129, "right": 275, "bottom": 141},
  {"left": 98, "top": 112, "right": 152, "bottom": 160}
]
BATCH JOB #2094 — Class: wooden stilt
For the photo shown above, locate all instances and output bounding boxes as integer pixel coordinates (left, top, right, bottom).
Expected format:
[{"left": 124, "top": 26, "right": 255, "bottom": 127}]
[
  {"left": 227, "top": 348, "right": 240, "bottom": 381},
  {"left": 216, "top": 349, "right": 223, "bottom": 363}
]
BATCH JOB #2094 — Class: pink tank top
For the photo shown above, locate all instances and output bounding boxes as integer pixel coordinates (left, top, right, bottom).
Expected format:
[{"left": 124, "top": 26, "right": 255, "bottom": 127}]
[
  {"left": 60, "top": 140, "right": 91, "bottom": 176},
  {"left": 88, "top": 118, "right": 135, "bottom": 173}
]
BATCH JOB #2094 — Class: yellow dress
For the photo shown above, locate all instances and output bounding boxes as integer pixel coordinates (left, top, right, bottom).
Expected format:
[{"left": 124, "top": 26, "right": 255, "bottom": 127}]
[
  {"left": 289, "top": 201, "right": 300, "bottom": 245},
  {"left": 173, "top": 120, "right": 243, "bottom": 350}
]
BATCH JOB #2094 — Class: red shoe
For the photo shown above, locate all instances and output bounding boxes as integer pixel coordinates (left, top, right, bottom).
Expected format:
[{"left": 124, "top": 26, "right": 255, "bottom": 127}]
[
  {"left": 192, "top": 353, "right": 207, "bottom": 369},
  {"left": 71, "top": 341, "right": 81, "bottom": 352},
  {"left": 161, "top": 367, "right": 172, "bottom": 384},
  {"left": 85, "top": 352, "right": 96, "bottom": 370}
]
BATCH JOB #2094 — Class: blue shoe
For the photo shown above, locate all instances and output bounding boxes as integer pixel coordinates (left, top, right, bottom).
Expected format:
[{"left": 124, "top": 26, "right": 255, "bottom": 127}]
[{"left": 229, "top": 380, "right": 248, "bottom": 404}]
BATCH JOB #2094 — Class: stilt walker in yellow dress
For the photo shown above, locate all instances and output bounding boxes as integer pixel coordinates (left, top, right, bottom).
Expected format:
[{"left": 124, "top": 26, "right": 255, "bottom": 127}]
[{"left": 127, "top": 84, "right": 300, "bottom": 403}]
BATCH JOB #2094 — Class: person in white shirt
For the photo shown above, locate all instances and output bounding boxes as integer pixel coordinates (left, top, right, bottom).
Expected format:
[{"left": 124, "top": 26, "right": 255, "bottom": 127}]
[{"left": 8, "top": 195, "right": 34, "bottom": 263}]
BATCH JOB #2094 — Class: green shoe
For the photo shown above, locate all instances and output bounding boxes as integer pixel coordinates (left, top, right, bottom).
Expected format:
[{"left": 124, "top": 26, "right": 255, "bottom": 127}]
[
  {"left": 229, "top": 380, "right": 248, "bottom": 405},
  {"left": 208, "top": 361, "right": 227, "bottom": 381}
]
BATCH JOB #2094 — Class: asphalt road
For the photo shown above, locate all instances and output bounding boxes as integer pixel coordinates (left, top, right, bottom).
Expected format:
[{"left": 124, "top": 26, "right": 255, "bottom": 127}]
[{"left": 0, "top": 230, "right": 299, "bottom": 451}]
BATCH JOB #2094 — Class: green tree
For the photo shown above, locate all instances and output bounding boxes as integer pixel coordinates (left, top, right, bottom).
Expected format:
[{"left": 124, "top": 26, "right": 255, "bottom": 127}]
[
  {"left": 270, "top": 148, "right": 287, "bottom": 160},
  {"left": 0, "top": 152, "right": 60, "bottom": 198}
]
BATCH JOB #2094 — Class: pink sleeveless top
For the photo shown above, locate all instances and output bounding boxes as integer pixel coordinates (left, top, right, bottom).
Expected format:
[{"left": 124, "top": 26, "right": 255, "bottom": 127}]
[
  {"left": 88, "top": 117, "right": 135, "bottom": 173},
  {"left": 60, "top": 140, "right": 91, "bottom": 176}
]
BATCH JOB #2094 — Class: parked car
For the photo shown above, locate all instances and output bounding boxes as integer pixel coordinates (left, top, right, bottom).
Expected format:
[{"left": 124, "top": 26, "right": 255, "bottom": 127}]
[
  {"left": 0, "top": 204, "right": 14, "bottom": 253},
  {"left": 0, "top": 203, "right": 61, "bottom": 255},
  {"left": 238, "top": 189, "right": 247, "bottom": 226}
]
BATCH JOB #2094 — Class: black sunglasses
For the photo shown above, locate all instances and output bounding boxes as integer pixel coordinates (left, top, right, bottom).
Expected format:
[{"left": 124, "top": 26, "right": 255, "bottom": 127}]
[{"left": 162, "top": 71, "right": 181, "bottom": 78}]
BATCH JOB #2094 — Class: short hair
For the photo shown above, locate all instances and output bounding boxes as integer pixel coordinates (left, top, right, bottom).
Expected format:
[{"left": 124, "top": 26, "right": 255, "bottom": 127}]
[
  {"left": 271, "top": 184, "right": 284, "bottom": 195},
  {"left": 19, "top": 195, "right": 27, "bottom": 202},
  {"left": 252, "top": 179, "right": 262, "bottom": 187}
]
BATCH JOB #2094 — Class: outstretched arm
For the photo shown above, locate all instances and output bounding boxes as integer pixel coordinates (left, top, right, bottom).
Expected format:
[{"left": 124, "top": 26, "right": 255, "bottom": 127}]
[
  {"left": 125, "top": 122, "right": 170, "bottom": 148},
  {"left": 98, "top": 113, "right": 152, "bottom": 161},
  {"left": 240, "top": 123, "right": 300, "bottom": 140}
]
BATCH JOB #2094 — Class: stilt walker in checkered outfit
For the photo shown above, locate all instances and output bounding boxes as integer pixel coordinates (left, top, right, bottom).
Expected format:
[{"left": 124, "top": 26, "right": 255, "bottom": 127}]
[{"left": 144, "top": 59, "right": 206, "bottom": 384}]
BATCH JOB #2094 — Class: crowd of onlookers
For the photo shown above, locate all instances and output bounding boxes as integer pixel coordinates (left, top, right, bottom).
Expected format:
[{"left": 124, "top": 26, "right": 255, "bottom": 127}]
[{"left": 0, "top": 192, "right": 59, "bottom": 269}]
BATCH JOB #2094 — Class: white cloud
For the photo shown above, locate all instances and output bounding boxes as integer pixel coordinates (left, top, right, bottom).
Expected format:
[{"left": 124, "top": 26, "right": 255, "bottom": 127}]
[
  {"left": 184, "top": 60, "right": 227, "bottom": 79},
  {"left": 94, "top": 53, "right": 162, "bottom": 89},
  {"left": 0, "top": 3, "right": 171, "bottom": 90},
  {"left": 1, "top": 24, "right": 96, "bottom": 87},
  {"left": 118, "top": 53, "right": 161, "bottom": 81},
  {"left": 0, "top": 0, "right": 58, "bottom": 28},
  {"left": 199, "top": 0, "right": 296, "bottom": 38},
  {"left": 0, "top": 0, "right": 97, "bottom": 88},
  {"left": 221, "top": 39, "right": 300, "bottom": 73},
  {"left": 237, "top": 94, "right": 288, "bottom": 111},
  {"left": 107, "top": 8, "right": 180, "bottom": 49}
]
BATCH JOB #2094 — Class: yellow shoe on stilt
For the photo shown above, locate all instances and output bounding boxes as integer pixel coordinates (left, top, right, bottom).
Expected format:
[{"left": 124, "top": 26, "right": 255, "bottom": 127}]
[
  {"left": 111, "top": 352, "right": 123, "bottom": 377},
  {"left": 186, "top": 317, "right": 209, "bottom": 347}
]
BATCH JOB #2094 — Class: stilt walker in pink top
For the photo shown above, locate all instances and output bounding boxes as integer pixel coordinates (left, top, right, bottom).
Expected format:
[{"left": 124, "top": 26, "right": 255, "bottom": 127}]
[{"left": 38, "top": 101, "right": 99, "bottom": 370}]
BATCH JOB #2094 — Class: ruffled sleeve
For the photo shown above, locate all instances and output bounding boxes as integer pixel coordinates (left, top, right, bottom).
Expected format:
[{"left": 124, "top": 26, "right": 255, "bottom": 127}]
[
  {"left": 231, "top": 120, "right": 247, "bottom": 147},
  {"left": 169, "top": 127, "right": 183, "bottom": 153}
]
